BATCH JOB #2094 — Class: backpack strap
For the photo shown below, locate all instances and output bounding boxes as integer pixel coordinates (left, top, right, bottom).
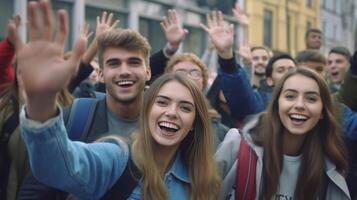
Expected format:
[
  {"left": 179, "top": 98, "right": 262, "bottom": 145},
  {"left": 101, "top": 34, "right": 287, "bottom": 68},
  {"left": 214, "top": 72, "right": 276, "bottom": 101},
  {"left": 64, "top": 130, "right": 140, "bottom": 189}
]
[
  {"left": 236, "top": 138, "right": 257, "bottom": 200},
  {"left": 101, "top": 158, "right": 141, "bottom": 200},
  {"left": 66, "top": 98, "right": 98, "bottom": 141}
]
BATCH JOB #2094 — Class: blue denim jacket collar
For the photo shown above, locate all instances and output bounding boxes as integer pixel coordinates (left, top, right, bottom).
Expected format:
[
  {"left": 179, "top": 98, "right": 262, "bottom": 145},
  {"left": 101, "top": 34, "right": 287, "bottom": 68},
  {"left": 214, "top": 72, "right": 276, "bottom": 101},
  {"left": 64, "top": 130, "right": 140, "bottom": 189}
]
[{"left": 166, "top": 151, "right": 190, "bottom": 184}]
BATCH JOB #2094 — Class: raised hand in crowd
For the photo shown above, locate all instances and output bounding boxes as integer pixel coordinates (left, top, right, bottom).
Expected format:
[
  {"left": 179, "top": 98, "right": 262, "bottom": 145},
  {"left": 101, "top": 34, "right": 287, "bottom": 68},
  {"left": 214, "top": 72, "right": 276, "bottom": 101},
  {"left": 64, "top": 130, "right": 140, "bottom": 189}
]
[
  {"left": 232, "top": 3, "right": 249, "bottom": 27},
  {"left": 232, "top": 4, "right": 252, "bottom": 63},
  {"left": 0, "top": 15, "right": 21, "bottom": 91},
  {"left": 160, "top": 9, "right": 188, "bottom": 55},
  {"left": 82, "top": 11, "right": 119, "bottom": 64},
  {"left": 7, "top": 15, "right": 21, "bottom": 45},
  {"left": 200, "top": 10, "right": 234, "bottom": 59},
  {"left": 8, "top": 0, "right": 87, "bottom": 122}
]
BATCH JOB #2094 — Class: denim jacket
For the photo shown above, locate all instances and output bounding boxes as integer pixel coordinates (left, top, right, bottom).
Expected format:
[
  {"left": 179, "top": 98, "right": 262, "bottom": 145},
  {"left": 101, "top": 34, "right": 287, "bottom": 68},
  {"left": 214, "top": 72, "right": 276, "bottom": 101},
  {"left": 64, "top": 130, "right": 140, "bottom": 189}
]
[{"left": 20, "top": 107, "right": 191, "bottom": 200}]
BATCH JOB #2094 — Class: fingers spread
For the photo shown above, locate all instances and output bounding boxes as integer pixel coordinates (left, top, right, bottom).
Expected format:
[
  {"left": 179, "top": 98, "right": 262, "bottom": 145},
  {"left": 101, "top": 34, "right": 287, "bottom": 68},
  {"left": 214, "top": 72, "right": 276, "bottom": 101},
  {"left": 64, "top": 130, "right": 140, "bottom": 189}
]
[
  {"left": 55, "top": 9, "right": 68, "bottom": 47},
  {"left": 40, "top": 0, "right": 53, "bottom": 40},
  {"left": 8, "top": 21, "right": 23, "bottom": 49},
  {"left": 28, "top": 1, "right": 40, "bottom": 41}
]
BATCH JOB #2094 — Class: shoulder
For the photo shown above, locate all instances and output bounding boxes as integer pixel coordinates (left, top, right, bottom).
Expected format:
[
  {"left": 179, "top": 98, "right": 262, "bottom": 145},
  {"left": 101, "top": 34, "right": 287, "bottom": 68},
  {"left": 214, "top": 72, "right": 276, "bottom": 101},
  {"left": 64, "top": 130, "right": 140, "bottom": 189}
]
[{"left": 215, "top": 129, "right": 241, "bottom": 173}]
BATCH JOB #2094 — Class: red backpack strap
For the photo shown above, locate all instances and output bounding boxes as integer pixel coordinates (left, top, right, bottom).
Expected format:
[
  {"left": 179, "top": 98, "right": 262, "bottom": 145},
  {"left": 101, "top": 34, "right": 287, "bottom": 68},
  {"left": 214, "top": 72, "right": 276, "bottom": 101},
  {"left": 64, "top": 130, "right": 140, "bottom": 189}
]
[{"left": 236, "top": 138, "right": 257, "bottom": 200}]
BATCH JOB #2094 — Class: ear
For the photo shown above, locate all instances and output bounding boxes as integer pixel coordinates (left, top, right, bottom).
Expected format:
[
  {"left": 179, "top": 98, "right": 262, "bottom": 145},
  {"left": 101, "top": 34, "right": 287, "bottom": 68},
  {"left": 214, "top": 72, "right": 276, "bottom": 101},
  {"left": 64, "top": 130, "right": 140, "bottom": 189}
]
[
  {"left": 267, "top": 77, "right": 274, "bottom": 86},
  {"left": 146, "top": 65, "right": 152, "bottom": 81}
]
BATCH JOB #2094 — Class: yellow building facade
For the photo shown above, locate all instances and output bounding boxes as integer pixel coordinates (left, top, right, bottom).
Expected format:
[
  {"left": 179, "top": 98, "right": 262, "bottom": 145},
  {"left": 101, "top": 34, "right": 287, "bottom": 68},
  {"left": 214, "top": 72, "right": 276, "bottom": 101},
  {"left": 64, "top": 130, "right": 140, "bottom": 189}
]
[{"left": 245, "top": 0, "right": 320, "bottom": 55}]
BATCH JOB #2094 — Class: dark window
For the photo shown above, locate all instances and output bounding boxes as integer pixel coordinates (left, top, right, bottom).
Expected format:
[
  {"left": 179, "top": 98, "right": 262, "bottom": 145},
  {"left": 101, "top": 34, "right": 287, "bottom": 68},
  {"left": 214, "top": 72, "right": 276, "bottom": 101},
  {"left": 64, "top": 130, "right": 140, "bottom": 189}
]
[
  {"left": 263, "top": 9, "right": 273, "bottom": 48},
  {"left": 139, "top": 17, "right": 166, "bottom": 54},
  {"left": 0, "top": 0, "right": 13, "bottom": 38},
  {"left": 183, "top": 26, "right": 205, "bottom": 56}
]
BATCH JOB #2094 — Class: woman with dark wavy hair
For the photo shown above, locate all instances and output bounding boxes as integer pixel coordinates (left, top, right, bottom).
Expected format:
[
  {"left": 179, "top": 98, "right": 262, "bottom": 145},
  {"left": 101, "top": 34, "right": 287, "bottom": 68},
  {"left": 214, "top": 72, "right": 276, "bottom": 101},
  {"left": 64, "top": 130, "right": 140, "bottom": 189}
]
[{"left": 216, "top": 67, "right": 350, "bottom": 200}]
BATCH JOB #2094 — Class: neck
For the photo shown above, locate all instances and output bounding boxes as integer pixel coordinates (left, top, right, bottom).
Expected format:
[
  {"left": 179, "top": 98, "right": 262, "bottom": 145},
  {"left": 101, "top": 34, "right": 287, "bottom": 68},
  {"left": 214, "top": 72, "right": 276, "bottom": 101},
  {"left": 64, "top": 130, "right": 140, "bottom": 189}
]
[
  {"left": 153, "top": 144, "right": 179, "bottom": 175},
  {"left": 283, "top": 131, "right": 306, "bottom": 156},
  {"left": 106, "top": 95, "right": 142, "bottom": 120},
  {"left": 252, "top": 74, "right": 264, "bottom": 88}
]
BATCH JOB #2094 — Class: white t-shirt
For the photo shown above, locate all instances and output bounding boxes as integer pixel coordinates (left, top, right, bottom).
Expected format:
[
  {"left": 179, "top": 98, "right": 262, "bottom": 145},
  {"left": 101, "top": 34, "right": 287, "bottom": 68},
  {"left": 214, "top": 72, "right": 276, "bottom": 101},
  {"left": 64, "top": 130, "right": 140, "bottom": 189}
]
[{"left": 274, "top": 154, "right": 302, "bottom": 200}]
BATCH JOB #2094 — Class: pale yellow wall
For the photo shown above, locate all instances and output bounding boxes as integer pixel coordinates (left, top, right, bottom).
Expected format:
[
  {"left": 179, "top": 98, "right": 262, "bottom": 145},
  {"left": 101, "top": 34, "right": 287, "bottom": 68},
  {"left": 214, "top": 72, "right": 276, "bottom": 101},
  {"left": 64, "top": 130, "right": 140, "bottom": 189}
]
[{"left": 246, "top": 0, "right": 320, "bottom": 56}]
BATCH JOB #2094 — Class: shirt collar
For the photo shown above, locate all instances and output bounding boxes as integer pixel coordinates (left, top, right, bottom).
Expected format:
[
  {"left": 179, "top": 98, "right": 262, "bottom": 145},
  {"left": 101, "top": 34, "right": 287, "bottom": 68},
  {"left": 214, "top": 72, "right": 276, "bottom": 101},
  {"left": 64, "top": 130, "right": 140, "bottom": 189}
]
[{"left": 166, "top": 151, "right": 190, "bottom": 184}]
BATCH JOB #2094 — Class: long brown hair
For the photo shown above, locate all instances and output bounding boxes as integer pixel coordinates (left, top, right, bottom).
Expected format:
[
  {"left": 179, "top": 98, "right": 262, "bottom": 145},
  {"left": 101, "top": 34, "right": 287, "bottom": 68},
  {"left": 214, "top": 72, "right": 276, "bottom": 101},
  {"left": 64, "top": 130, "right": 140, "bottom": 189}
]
[
  {"left": 253, "top": 67, "right": 347, "bottom": 199},
  {"left": 131, "top": 73, "right": 221, "bottom": 200}
]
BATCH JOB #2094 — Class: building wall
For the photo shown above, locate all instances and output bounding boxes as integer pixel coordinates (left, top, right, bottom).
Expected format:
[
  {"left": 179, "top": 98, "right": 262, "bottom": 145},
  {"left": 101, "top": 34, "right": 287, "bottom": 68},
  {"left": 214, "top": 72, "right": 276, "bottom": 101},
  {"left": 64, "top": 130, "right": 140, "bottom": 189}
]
[
  {"left": 246, "top": 0, "right": 320, "bottom": 55},
  {"left": 0, "top": 0, "right": 238, "bottom": 57},
  {"left": 320, "top": 0, "right": 356, "bottom": 54}
]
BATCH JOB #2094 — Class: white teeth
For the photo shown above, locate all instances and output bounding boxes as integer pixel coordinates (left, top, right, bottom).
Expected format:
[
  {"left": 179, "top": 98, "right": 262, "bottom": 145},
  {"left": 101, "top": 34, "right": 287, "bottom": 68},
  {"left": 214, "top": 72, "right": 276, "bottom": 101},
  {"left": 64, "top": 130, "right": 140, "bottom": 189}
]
[
  {"left": 290, "top": 114, "right": 308, "bottom": 120},
  {"left": 117, "top": 80, "right": 134, "bottom": 85},
  {"left": 159, "top": 122, "right": 179, "bottom": 130}
]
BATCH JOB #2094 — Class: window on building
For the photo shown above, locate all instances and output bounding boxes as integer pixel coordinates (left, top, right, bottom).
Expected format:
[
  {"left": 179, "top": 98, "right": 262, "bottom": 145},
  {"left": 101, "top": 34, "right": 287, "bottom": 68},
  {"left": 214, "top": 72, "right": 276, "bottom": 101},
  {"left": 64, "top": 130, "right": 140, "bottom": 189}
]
[
  {"left": 263, "top": 9, "right": 273, "bottom": 48},
  {"left": 197, "top": 0, "right": 235, "bottom": 14},
  {"left": 326, "top": 0, "right": 334, "bottom": 11},
  {"left": 0, "top": 0, "right": 13, "bottom": 39},
  {"left": 139, "top": 17, "right": 166, "bottom": 54},
  {"left": 307, "top": 0, "right": 313, "bottom": 8},
  {"left": 183, "top": 26, "right": 205, "bottom": 56},
  {"left": 306, "top": 21, "right": 312, "bottom": 31}
]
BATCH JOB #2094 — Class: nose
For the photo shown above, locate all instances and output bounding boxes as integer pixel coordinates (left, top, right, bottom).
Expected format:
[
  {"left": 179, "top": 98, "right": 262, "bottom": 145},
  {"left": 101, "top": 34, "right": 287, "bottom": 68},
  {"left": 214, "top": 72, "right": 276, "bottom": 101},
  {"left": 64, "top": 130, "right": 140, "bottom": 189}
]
[
  {"left": 118, "top": 63, "right": 131, "bottom": 77},
  {"left": 293, "top": 96, "right": 306, "bottom": 111},
  {"left": 165, "top": 105, "right": 177, "bottom": 119}
]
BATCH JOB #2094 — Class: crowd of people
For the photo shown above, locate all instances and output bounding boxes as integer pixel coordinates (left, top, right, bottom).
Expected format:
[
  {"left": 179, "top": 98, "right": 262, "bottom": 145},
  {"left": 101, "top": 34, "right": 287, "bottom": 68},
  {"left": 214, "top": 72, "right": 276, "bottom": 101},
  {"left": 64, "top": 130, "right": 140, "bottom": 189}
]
[{"left": 0, "top": 0, "right": 356, "bottom": 199}]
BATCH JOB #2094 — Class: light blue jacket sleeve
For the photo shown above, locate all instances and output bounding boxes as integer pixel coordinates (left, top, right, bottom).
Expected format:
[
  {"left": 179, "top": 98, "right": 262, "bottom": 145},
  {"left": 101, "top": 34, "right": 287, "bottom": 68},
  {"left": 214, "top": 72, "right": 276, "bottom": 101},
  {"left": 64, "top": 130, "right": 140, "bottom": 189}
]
[{"left": 20, "top": 106, "right": 129, "bottom": 200}]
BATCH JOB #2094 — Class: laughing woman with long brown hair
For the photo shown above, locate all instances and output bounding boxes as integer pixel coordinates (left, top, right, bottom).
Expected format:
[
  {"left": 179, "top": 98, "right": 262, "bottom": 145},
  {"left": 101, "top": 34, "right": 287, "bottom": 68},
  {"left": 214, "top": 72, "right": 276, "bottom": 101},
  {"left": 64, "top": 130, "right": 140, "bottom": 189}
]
[{"left": 216, "top": 67, "right": 350, "bottom": 200}]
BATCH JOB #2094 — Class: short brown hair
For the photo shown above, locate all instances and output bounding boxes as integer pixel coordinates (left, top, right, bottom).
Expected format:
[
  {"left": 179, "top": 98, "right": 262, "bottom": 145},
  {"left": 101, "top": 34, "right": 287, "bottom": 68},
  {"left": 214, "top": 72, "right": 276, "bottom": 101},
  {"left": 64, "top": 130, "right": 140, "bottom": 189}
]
[
  {"left": 165, "top": 53, "right": 208, "bottom": 90},
  {"left": 296, "top": 49, "right": 326, "bottom": 65},
  {"left": 97, "top": 29, "right": 151, "bottom": 69}
]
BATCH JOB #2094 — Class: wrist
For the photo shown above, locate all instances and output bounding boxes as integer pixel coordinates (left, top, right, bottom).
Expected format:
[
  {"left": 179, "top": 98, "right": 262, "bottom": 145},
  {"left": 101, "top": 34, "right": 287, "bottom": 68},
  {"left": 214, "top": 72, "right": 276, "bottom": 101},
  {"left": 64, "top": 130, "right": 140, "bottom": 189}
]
[
  {"left": 163, "top": 42, "right": 179, "bottom": 57},
  {"left": 26, "top": 94, "right": 58, "bottom": 122},
  {"left": 218, "top": 48, "right": 233, "bottom": 59}
]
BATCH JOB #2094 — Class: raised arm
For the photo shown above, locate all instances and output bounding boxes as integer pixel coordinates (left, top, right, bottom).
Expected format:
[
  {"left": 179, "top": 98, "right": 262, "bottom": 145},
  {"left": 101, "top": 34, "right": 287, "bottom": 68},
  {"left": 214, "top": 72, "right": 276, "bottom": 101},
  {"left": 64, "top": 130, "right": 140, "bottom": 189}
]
[
  {"left": 150, "top": 9, "right": 188, "bottom": 81},
  {"left": 0, "top": 16, "right": 21, "bottom": 87},
  {"left": 11, "top": 2, "right": 126, "bottom": 199},
  {"left": 200, "top": 11, "right": 264, "bottom": 121},
  {"left": 68, "top": 12, "right": 119, "bottom": 92}
]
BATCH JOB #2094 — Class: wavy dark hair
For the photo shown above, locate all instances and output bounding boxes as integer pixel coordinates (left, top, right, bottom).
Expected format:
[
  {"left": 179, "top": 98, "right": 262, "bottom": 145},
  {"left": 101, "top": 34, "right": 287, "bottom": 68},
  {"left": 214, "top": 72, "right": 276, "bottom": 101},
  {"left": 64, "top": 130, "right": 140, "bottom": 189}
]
[{"left": 252, "top": 67, "right": 348, "bottom": 199}]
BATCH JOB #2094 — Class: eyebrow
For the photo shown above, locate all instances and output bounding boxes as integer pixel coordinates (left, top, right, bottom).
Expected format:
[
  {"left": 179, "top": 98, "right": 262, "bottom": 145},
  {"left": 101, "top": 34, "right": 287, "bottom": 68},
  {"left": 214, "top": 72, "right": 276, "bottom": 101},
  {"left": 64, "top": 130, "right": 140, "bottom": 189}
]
[
  {"left": 156, "top": 95, "right": 195, "bottom": 106},
  {"left": 128, "top": 57, "right": 143, "bottom": 62},
  {"left": 282, "top": 89, "right": 320, "bottom": 95},
  {"left": 106, "top": 58, "right": 120, "bottom": 64}
]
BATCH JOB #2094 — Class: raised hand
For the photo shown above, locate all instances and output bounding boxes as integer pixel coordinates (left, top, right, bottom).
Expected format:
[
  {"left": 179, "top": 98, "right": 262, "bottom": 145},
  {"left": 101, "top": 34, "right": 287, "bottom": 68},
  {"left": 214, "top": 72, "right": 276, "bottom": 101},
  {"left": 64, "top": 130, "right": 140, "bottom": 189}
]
[
  {"left": 238, "top": 44, "right": 252, "bottom": 63},
  {"left": 80, "top": 23, "right": 93, "bottom": 42},
  {"left": 160, "top": 9, "right": 188, "bottom": 49},
  {"left": 232, "top": 3, "right": 249, "bottom": 27},
  {"left": 7, "top": 15, "right": 21, "bottom": 44},
  {"left": 8, "top": 0, "right": 86, "bottom": 121},
  {"left": 200, "top": 10, "right": 234, "bottom": 59},
  {"left": 96, "top": 11, "right": 119, "bottom": 37}
]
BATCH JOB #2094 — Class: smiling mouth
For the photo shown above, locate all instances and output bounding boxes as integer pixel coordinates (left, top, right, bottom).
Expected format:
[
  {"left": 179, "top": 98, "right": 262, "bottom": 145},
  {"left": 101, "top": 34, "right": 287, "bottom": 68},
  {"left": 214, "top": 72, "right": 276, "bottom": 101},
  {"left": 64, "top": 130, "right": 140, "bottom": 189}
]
[
  {"left": 289, "top": 114, "right": 309, "bottom": 125},
  {"left": 116, "top": 80, "right": 135, "bottom": 88},
  {"left": 159, "top": 122, "right": 179, "bottom": 135}
]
